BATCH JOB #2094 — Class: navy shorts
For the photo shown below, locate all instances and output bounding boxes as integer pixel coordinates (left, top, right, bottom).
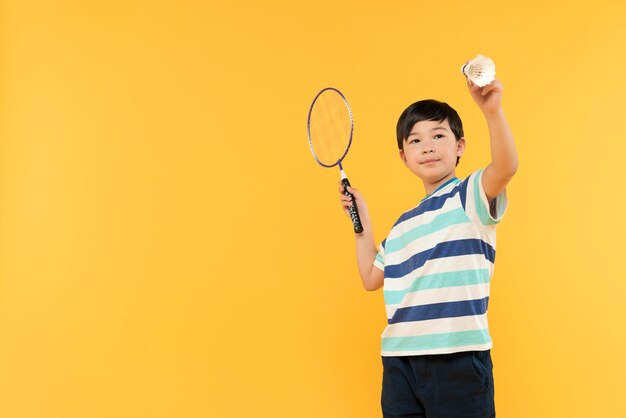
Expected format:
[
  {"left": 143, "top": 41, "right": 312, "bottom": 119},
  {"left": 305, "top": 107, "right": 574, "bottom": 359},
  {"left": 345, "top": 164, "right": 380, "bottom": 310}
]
[{"left": 381, "top": 350, "right": 495, "bottom": 418}]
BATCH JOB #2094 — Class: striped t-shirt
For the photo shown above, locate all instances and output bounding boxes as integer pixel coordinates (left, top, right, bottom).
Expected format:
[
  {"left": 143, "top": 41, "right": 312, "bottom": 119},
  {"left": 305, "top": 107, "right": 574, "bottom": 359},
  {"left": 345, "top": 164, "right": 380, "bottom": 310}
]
[{"left": 373, "top": 169, "right": 508, "bottom": 356}]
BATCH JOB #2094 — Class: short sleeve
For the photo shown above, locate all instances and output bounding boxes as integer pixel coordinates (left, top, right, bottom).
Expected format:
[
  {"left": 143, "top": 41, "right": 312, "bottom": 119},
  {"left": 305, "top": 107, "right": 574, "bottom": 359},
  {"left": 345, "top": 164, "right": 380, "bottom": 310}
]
[
  {"left": 461, "top": 169, "right": 508, "bottom": 227},
  {"left": 373, "top": 240, "right": 386, "bottom": 271}
]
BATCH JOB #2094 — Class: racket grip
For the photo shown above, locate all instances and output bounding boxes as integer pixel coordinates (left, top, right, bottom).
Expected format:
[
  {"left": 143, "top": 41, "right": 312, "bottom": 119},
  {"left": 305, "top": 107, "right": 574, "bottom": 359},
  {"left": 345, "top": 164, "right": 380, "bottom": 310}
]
[{"left": 341, "top": 178, "right": 364, "bottom": 234}]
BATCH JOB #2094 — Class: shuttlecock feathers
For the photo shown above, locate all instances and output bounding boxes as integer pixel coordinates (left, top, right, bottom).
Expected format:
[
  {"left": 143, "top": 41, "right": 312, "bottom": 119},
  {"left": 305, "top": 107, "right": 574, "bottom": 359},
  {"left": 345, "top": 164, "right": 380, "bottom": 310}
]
[{"left": 461, "top": 55, "right": 496, "bottom": 87}]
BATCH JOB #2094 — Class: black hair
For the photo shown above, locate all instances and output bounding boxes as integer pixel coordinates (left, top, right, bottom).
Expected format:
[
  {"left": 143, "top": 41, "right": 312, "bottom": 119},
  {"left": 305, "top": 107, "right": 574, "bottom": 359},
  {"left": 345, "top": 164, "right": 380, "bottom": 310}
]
[{"left": 396, "top": 99, "right": 464, "bottom": 165}]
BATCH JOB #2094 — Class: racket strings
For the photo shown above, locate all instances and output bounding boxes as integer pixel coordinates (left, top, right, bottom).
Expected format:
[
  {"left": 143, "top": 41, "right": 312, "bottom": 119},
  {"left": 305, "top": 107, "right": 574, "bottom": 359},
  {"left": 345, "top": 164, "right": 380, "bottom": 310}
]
[{"left": 308, "top": 91, "right": 352, "bottom": 167}]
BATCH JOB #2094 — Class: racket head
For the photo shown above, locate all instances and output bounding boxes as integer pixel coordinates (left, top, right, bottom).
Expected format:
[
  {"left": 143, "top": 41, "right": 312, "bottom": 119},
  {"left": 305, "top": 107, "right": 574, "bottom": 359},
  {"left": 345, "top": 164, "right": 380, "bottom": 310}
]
[{"left": 307, "top": 87, "right": 354, "bottom": 168}]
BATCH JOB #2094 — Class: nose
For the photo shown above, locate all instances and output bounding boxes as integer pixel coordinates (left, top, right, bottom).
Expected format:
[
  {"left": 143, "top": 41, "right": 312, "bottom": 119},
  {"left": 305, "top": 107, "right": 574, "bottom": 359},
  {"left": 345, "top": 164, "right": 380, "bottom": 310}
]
[{"left": 420, "top": 143, "right": 435, "bottom": 153}]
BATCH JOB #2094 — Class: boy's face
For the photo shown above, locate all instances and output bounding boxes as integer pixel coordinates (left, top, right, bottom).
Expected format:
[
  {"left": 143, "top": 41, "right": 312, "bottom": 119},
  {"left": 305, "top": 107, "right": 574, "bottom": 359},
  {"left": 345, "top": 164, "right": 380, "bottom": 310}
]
[{"left": 399, "top": 119, "right": 465, "bottom": 188}]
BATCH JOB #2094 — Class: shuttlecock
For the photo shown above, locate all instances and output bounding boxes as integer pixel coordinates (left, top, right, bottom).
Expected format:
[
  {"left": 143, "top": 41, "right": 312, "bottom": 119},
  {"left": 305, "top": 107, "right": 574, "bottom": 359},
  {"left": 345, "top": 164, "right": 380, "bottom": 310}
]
[{"left": 461, "top": 55, "right": 496, "bottom": 87}]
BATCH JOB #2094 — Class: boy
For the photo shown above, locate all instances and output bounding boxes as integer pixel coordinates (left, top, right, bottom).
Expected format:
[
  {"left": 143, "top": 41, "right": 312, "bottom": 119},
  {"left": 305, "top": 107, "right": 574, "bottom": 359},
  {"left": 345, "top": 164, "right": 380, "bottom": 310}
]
[{"left": 339, "top": 78, "right": 518, "bottom": 418}]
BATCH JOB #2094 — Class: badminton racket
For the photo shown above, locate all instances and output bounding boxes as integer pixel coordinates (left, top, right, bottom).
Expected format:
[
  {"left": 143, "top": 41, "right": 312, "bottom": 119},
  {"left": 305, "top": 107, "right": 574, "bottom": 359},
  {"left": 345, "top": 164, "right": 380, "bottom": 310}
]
[{"left": 307, "top": 87, "right": 363, "bottom": 234}]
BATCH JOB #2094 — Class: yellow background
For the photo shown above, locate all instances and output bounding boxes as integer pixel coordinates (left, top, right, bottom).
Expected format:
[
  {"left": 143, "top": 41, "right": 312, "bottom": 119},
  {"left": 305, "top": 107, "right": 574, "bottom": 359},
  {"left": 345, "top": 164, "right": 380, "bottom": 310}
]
[{"left": 1, "top": 1, "right": 625, "bottom": 417}]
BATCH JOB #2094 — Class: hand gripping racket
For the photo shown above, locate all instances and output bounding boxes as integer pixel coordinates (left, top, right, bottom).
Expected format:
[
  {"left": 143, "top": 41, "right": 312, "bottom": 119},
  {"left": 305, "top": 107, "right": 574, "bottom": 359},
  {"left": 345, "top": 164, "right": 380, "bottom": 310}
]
[{"left": 307, "top": 87, "right": 363, "bottom": 234}]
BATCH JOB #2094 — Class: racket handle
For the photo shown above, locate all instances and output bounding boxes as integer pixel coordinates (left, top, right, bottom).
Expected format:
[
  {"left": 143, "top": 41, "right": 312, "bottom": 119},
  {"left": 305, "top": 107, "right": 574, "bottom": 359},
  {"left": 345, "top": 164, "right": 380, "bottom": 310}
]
[{"left": 341, "top": 178, "right": 364, "bottom": 234}]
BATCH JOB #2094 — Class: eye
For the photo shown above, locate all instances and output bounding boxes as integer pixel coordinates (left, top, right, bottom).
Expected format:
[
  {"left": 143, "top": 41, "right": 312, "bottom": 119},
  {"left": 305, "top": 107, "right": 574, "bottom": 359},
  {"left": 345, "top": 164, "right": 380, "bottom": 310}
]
[
  {"left": 409, "top": 138, "right": 420, "bottom": 144},
  {"left": 434, "top": 134, "right": 444, "bottom": 140}
]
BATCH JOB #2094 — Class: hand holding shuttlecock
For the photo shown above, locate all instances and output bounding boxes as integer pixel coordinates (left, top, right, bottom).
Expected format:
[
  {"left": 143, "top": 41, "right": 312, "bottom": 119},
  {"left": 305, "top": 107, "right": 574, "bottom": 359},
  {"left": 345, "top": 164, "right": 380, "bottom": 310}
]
[{"left": 461, "top": 55, "right": 496, "bottom": 87}]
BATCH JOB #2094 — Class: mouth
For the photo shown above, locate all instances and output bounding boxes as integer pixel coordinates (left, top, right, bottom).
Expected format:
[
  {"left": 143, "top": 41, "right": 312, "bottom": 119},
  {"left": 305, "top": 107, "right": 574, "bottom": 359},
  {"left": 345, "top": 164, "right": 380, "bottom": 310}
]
[{"left": 420, "top": 159, "right": 440, "bottom": 165}]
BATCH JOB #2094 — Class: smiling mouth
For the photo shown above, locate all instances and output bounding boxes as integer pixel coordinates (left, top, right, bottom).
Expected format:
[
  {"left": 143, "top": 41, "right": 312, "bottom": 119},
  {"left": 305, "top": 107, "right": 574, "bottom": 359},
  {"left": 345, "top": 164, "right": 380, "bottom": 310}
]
[{"left": 421, "top": 159, "right": 439, "bottom": 164}]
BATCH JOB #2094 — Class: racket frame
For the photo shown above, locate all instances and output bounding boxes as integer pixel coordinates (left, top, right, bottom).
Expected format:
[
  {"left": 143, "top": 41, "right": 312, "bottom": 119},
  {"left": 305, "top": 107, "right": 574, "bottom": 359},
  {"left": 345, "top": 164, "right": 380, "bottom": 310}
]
[
  {"left": 307, "top": 87, "right": 363, "bottom": 234},
  {"left": 307, "top": 87, "right": 354, "bottom": 169}
]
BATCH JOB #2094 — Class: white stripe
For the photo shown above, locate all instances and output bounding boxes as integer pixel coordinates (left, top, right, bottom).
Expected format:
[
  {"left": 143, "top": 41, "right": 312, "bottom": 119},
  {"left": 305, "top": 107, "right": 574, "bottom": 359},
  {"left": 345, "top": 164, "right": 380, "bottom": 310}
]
[
  {"left": 383, "top": 254, "right": 493, "bottom": 291},
  {"left": 464, "top": 171, "right": 481, "bottom": 225},
  {"left": 374, "top": 242, "right": 386, "bottom": 271},
  {"left": 382, "top": 314, "right": 489, "bottom": 337},
  {"left": 382, "top": 343, "right": 492, "bottom": 357},
  {"left": 474, "top": 170, "right": 508, "bottom": 224},
  {"left": 396, "top": 181, "right": 460, "bottom": 229},
  {"left": 373, "top": 259, "right": 384, "bottom": 271},
  {"left": 430, "top": 179, "right": 461, "bottom": 198},
  {"left": 384, "top": 284, "right": 490, "bottom": 320},
  {"left": 389, "top": 197, "right": 462, "bottom": 239},
  {"left": 384, "top": 222, "right": 491, "bottom": 267},
  {"left": 399, "top": 283, "right": 489, "bottom": 309}
]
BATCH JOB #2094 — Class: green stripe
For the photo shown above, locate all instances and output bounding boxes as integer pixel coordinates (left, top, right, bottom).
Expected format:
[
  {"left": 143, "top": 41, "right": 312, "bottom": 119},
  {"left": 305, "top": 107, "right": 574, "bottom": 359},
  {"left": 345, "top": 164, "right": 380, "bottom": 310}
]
[
  {"left": 375, "top": 253, "right": 384, "bottom": 264},
  {"left": 382, "top": 329, "right": 491, "bottom": 352},
  {"left": 385, "top": 208, "right": 469, "bottom": 254},
  {"left": 383, "top": 269, "right": 490, "bottom": 305},
  {"left": 473, "top": 170, "right": 498, "bottom": 226}
]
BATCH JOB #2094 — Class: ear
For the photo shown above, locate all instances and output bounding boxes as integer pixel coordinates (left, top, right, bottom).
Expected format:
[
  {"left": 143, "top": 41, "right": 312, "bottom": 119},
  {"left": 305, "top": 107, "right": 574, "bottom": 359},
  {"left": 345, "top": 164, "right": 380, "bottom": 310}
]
[
  {"left": 457, "top": 137, "right": 466, "bottom": 158},
  {"left": 399, "top": 148, "right": 408, "bottom": 166}
]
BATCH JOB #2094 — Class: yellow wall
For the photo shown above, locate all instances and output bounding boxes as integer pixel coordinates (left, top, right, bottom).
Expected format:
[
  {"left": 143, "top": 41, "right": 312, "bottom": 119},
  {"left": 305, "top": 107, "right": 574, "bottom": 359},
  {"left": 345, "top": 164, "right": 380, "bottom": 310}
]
[{"left": 2, "top": 1, "right": 625, "bottom": 417}]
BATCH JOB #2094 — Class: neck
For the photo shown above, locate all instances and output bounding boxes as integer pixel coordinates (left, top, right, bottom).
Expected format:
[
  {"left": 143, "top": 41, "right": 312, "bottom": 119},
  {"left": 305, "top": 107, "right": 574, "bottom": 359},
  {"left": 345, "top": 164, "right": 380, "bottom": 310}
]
[{"left": 422, "top": 172, "right": 457, "bottom": 196}]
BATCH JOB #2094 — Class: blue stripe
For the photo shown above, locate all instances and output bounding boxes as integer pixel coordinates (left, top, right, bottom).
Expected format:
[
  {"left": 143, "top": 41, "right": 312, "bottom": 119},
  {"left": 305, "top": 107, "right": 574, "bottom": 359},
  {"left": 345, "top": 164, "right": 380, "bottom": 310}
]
[
  {"left": 459, "top": 174, "right": 470, "bottom": 211},
  {"left": 384, "top": 239, "right": 495, "bottom": 279},
  {"left": 388, "top": 297, "right": 489, "bottom": 324},
  {"left": 393, "top": 180, "right": 462, "bottom": 227}
]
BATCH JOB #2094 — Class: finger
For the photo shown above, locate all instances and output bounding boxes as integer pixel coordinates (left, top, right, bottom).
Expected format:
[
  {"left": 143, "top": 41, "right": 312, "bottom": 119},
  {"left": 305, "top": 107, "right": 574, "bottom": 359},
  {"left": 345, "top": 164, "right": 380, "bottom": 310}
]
[
  {"left": 339, "top": 185, "right": 355, "bottom": 195},
  {"left": 347, "top": 190, "right": 360, "bottom": 202},
  {"left": 481, "top": 81, "right": 499, "bottom": 96},
  {"left": 481, "top": 84, "right": 494, "bottom": 96},
  {"left": 467, "top": 78, "right": 479, "bottom": 92}
]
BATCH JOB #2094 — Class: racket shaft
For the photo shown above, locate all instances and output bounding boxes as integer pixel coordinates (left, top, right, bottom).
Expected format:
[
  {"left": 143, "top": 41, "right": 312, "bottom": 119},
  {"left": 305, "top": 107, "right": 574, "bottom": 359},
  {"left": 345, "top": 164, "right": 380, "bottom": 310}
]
[{"left": 341, "top": 178, "right": 363, "bottom": 234}]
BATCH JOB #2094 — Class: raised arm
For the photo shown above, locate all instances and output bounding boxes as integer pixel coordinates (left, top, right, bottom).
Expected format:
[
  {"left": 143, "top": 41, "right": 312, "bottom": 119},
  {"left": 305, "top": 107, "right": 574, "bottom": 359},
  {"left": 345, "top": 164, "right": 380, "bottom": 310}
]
[
  {"left": 339, "top": 184, "right": 384, "bottom": 291},
  {"left": 467, "top": 78, "right": 518, "bottom": 201}
]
